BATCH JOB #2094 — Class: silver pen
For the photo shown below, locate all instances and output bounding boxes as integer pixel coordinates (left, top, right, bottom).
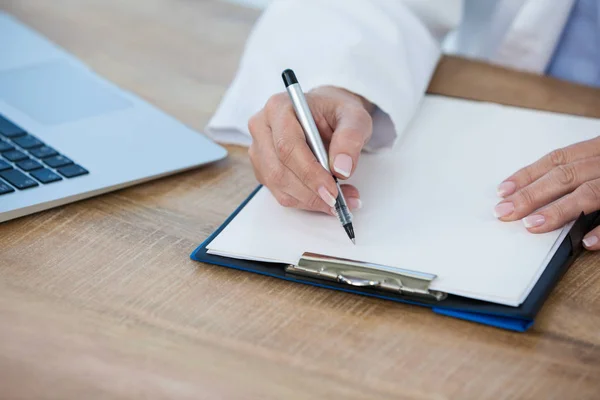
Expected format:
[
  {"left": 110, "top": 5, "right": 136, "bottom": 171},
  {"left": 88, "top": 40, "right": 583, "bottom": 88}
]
[{"left": 282, "top": 69, "right": 355, "bottom": 244}]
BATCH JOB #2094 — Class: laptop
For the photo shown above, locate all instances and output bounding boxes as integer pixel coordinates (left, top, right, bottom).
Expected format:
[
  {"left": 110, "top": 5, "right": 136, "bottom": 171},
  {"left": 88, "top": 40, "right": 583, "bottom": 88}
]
[{"left": 0, "top": 12, "right": 227, "bottom": 223}]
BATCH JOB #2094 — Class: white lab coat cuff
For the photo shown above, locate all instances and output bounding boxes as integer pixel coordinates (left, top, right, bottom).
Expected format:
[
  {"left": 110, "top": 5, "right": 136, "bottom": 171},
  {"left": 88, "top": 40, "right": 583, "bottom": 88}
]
[{"left": 205, "top": 0, "right": 442, "bottom": 152}]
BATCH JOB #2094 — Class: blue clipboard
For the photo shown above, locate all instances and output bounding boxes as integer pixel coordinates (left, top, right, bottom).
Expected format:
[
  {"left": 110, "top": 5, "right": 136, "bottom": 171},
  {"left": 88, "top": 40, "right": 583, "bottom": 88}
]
[{"left": 191, "top": 186, "right": 597, "bottom": 332}]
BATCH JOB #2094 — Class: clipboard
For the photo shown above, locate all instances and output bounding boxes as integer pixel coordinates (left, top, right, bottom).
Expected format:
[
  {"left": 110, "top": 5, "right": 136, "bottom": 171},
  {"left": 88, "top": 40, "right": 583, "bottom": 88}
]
[{"left": 191, "top": 185, "right": 599, "bottom": 332}]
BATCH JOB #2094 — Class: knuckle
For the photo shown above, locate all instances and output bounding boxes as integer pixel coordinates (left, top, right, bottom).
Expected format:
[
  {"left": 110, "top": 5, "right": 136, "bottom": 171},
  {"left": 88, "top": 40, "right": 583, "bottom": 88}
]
[
  {"left": 550, "top": 202, "right": 568, "bottom": 221},
  {"left": 515, "top": 187, "right": 538, "bottom": 210},
  {"left": 354, "top": 105, "right": 373, "bottom": 127},
  {"left": 338, "top": 108, "right": 372, "bottom": 147},
  {"left": 580, "top": 181, "right": 600, "bottom": 203},
  {"left": 345, "top": 132, "right": 365, "bottom": 151},
  {"left": 517, "top": 187, "right": 536, "bottom": 208},
  {"left": 275, "top": 137, "right": 296, "bottom": 165},
  {"left": 553, "top": 164, "right": 578, "bottom": 186},
  {"left": 265, "top": 165, "right": 286, "bottom": 186},
  {"left": 520, "top": 167, "right": 535, "bottom": 186},
  {"left": 247, "top": 113, "right": 261, "bottom": 135},
  {"left": 549, "top": 148, "right": 568, "bottom": 167},
  {"left": 336, "top": 127, "right": 365, "bottom": 149}
]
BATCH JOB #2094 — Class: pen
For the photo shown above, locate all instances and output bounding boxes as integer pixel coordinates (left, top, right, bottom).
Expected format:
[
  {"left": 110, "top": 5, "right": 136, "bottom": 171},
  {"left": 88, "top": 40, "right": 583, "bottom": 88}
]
[{"left": 282, "top": 69, "right": 356, "bottom": 244}]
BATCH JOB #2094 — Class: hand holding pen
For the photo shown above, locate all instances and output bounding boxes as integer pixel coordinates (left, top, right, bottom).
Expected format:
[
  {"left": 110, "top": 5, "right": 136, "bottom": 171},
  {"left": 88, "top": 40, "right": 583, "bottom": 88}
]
[
  {"left": 246, "top": 71, "right": 373, "bottom": 238},
  {"left": 281, "top": 69, "right": 358, "bottom": 242}
]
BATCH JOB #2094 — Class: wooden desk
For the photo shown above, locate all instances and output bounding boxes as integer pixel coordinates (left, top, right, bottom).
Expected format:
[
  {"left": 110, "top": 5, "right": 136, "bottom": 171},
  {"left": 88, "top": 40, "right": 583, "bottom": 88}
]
[{"left": 1, "top": 1, "right": 599, "bottom": 398}]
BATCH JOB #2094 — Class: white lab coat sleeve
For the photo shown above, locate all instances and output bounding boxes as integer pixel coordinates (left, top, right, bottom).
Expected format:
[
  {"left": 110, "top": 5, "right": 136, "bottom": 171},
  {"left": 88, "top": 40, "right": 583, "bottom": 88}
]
[{"left": 205, "top": 0, "right": 462, "bottom": 151}]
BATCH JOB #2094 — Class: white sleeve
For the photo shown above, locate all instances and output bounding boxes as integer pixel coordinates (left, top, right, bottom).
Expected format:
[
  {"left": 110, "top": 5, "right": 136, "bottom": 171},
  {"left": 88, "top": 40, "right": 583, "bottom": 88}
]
[{"left": 205, "top": 0, "right": 462, "bottom": 150}]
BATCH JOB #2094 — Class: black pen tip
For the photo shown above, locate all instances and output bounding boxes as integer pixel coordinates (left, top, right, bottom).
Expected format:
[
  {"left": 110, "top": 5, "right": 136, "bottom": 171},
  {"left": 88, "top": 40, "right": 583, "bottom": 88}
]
[
  {"left": 282, "top": 69, "right": 298, "bottom": 87},
  {"left": 343, "top": 223, "right": 355, "bottom": 244}
]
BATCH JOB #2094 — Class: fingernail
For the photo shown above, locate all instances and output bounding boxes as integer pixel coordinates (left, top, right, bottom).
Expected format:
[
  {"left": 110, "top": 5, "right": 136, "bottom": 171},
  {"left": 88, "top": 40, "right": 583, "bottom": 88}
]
[
  {"left": 583, "top": 235, "right": 598, "bottom": 248},
  {"left": 347, "top": 197, "right": 362, "bottom": 210},
  {"left": 497, "top": 181, "right": 516, "bottom": 197},
  {"left": 318, "top": 186, "right": 336, "bottom": 207},
  {"left": 493, "top": 202, "right": 514, "bottom": 218},
  {"left": 333, "top": 154, "right": 353, "bottom": 178},
  {"left": 523, "top": 214, "right": 546, "bottom": 228}
]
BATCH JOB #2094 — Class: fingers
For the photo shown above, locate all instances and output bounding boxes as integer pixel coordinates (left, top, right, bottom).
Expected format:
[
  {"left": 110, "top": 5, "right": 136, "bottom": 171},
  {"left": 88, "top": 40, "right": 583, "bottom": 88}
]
[
  {"left": 291, "top": 184, "right": 360, "bottom": 214},
  {"left": 517, "top": 179, "right": 600, "bottom": 233},
  {"left": 274, "top": 185, "right": 361, "bottom": 215},
  {"left": 328, "top": 105, "right": 373, "bottom": 179},
  {"left": 498, "top": 137, "right": 600, "bottom": 197},
  {"left": 250, "top": 112, "right": 329, "bottom": 213},
  {"left": 248, "top": 106, "right": 361, "bottom": 214},
  {"left": 494, "top": 138, "right": 600, "bottom": 234},
  {"left": 249, "top": 88, "right": 370, "bottom": 215},
  {"left": 267, "top": 95, "right": 340, "bottom": 205},
  {"left": 494, "top": 156, "right": 600, "bottom": 222},
  {"left": 583, "top": 225, "right": 600, "bottom": 250}
]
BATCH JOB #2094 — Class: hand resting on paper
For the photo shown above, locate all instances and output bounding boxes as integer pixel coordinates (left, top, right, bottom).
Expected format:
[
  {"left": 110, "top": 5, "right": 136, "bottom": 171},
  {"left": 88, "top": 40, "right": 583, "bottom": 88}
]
[
  {"left": 248, "top": 86, "right": 373, "bottom": 215},
  {"left": 495, "top": 136, "right": 600, "bottom": 250}
]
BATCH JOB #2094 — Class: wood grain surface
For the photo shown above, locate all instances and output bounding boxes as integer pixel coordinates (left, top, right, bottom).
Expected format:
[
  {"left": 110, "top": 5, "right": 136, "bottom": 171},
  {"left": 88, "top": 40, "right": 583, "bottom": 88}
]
[{"left": 1, "top": 1, "right": 599, "bottom": 399}]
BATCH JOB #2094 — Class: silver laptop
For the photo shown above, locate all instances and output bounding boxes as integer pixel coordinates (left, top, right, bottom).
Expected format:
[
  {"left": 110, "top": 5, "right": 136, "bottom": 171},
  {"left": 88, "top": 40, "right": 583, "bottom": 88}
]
[{"left": 0, "top": 12, "right": 227, "bottom": 223}]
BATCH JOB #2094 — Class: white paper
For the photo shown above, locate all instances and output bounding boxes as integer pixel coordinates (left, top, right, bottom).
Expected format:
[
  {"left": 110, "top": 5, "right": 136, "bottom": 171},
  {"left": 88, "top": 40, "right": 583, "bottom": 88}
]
[{"left": 207, "top": 96, "right": 600, "bottom": 306}]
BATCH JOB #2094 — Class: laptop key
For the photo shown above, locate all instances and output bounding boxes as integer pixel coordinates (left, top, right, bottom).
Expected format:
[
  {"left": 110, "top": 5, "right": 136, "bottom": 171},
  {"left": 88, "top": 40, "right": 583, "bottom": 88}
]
[
  {"left": 44, "top": 155, "right": 73, "bottom": 168},
  {"left": 0, "top": 159, "right": 11, "bottom": 172},
  {"left": 0, "top": 169, "right": 38, "bottom": 189},
  {"left": 30, "top": 168, "right": 62, "bottom": 184},
  {"left": 0, "top": 115, "right": 25, "bottom": 138},
  {"left": 29, "top": 145, "right": 58, "bottom": 159},
  {"left": 0, "top": 140, "right": 14, "bottom": 152},
  {"left": 2, "top": 149, "right": 28, "bottom": 162},
  {"left": 0, "top": 179, "right": 15, "bottom": 195},
  {"left": 17, "top": 158, "right": 43, "bottom": 171},
  {"left": 58, "top": 164, "right": 89, "bottom": 178},
  {"left": 12, "top": 134, "right": 43, "bottom": 149}
]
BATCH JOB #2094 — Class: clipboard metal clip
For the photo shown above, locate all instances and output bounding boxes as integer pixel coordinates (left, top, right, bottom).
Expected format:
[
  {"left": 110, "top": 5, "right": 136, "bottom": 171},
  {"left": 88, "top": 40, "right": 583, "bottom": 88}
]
[{"left": 285, "top": 252, "right": 447, "bottom": 301}]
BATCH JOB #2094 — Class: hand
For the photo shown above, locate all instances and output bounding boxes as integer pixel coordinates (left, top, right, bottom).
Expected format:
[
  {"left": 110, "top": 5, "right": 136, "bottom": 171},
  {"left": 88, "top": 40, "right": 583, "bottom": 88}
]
[
  {"left": 248, "top": 86, "right": 373, "bottom": 215},
  {"left": 494, "top": 136, "right": 600, "bottom": 250}
]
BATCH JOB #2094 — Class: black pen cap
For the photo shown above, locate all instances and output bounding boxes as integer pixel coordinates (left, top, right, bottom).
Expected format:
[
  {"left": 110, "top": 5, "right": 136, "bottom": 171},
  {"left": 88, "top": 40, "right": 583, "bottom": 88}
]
[{"left": 282, "top": 69, "right": 298, "bottom": 87}]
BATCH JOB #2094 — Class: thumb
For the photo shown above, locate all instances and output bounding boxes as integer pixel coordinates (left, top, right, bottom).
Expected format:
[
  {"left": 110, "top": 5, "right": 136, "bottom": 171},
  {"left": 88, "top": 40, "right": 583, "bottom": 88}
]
[{"left": 328, "top": 105, "right": 373, "bottom": 179}]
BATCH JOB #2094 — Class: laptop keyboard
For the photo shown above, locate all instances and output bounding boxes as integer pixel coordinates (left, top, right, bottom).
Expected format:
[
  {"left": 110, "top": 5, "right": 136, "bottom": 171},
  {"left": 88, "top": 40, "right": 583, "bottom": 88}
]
[{"left": 0, "top": 114, "right": 88, "bottom": 196}]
